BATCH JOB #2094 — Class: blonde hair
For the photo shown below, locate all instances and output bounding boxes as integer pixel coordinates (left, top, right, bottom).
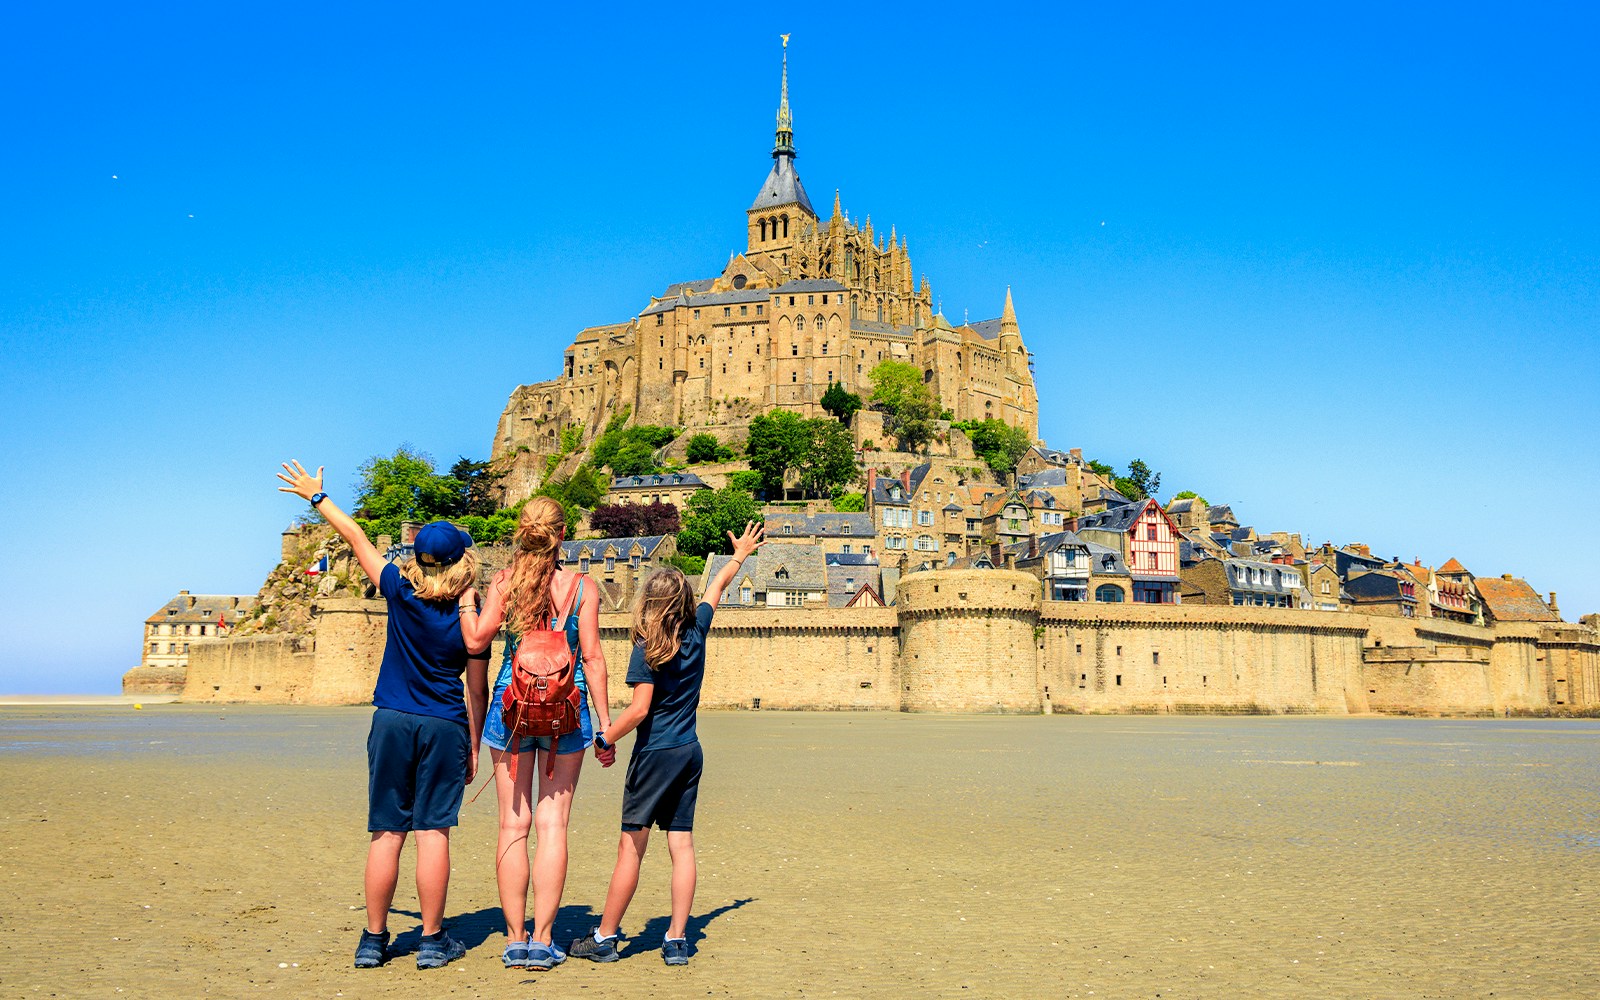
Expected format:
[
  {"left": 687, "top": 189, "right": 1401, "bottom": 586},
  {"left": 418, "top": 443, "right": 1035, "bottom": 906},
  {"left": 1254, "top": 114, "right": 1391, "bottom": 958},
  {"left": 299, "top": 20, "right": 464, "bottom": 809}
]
[
  {"left": 399, "top": 547, "right": 480, "bottom": 602},
  {"left": 504, "top": 496, "right": 566, "bottom": 636},
  {"left": 631, "top": 567, "right": 696, "bottom": 669}
]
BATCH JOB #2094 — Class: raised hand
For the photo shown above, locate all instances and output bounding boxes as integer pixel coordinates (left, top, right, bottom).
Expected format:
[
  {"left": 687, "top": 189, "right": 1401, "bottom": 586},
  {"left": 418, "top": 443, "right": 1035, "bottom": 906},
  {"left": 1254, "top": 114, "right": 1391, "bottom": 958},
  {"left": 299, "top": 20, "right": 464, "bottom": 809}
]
[
  {"left": 726, "top": 520, "right": 766, "bottom": 560},
  {"left": 275, "top": 460, "right": 324, "bottom": 501}
]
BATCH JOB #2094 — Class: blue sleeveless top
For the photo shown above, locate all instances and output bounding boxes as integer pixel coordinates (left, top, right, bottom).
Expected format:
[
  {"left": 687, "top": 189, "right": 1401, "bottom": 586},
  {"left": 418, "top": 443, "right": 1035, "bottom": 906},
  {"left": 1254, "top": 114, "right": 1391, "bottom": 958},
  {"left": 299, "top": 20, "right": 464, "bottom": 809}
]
[{"left": 494, "top": 577, "right": 587, "bottom": 693}]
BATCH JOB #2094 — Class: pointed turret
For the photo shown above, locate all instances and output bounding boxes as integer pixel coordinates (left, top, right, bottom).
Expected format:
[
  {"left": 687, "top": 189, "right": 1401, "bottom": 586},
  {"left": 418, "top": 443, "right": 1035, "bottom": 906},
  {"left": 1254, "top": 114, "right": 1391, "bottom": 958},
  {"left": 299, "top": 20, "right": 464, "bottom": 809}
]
[
  {"left": 999, "top": 286, "right": 1024, "bottom": 374},
  {"left": 747, "top": 35, "right": 816, "bottom": 255},
  {"left": 832, "top": 189, "right": 842, "bottom": 220},
  {"left": 1001, "top": 286, "right": 1019, "bottom": 333}
]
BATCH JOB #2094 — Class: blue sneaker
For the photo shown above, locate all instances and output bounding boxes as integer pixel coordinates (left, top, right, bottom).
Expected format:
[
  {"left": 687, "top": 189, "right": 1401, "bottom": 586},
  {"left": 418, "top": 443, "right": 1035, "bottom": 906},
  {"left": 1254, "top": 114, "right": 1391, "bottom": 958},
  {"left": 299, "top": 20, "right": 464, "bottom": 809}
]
[
  {"left": 416, "top": 931, "right": 466, "bottom": 969},
  {"left": 527, "top": 939, "right": 567, "bottom": 970},
  {"left": 353, "top": 929, "right": 389, "bottom": 968},
  {"left": 662, "top": 937, "right": 689, "bottom": 966},
  {"left": 569, "top": 927, "right": 620, "bottom": 963},
  {"left": 502, "top": 934, "right": 532, "bottom": 969}
]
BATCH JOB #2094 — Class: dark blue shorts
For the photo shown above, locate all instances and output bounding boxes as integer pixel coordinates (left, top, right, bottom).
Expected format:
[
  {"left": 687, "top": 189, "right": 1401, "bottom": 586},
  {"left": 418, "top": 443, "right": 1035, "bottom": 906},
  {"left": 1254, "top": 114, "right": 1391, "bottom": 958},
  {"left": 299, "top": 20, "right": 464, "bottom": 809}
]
[
  {"left": 367, "top": 708, "right": 469, "bottom": 832},
  {"left": 620, "top": 741, "right": 703, "bottom": 832}
]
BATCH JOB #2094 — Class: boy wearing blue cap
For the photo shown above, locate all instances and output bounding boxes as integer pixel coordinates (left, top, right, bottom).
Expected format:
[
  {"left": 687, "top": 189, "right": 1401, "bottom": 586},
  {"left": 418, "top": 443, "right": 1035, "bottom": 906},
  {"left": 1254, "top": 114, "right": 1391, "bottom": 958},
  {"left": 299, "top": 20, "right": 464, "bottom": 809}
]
[{"left": 277, "top": 460, "right": 489, "bottom": 971}]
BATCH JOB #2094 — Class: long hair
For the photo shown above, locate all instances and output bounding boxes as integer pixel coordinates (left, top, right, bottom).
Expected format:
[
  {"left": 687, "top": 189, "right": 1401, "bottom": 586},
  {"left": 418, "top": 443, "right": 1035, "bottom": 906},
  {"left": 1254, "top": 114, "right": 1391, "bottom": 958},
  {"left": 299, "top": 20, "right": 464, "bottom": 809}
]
[
  {"left": 399, "top": 547, "right": 480, "bottom": 602},
  {"left": 632, "top": 567, "right": 696, "bottom": 669},
  {"left": 503, "top": 497, "right": 567, "bottom": 636}
]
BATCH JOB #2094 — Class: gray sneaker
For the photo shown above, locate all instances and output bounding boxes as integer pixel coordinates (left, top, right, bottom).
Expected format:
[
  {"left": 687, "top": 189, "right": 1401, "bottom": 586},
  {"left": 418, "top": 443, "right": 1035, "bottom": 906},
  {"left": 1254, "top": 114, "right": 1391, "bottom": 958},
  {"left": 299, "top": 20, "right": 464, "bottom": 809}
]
[
  {"left": 354, "top": 929, "right": 389, "bottom": 968},
  {"left": 416, "top": 931, "right": 466, "bottom": 969},
  {"left": 569, "top": 927, "right": 621, "bottom": 963},
  {"left": 662, "top": 937, "right": 689, "bottom": 966},
  {"left": 527, "top": 939, "right": 567, "bottom": 970}
]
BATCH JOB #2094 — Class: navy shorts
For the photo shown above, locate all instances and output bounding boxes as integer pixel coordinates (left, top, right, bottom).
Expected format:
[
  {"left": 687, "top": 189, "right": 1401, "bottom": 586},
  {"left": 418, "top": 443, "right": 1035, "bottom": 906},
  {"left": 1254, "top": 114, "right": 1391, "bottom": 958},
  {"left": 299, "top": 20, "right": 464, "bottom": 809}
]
[
  {"left": 621, "top": 741, "right": 703, "bottom": 832},
  {"left": 367, "top": 708, "right": 469, "bottom": 832}
]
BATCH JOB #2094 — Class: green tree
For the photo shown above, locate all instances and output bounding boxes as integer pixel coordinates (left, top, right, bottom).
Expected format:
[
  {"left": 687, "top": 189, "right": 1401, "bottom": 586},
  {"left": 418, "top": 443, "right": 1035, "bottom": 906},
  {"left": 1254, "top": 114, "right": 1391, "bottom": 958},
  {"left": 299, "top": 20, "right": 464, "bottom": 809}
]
[
  {"left": 591, "top": 412, "right": 677, "bottom": 474},
  {"left": 677, "top": 485, "right": 764, "bottom": 559},
  {"left": 955, "top": 419, "right": 1033, "bottom": 478},
  {"left": 868, "top": 360, "right": 940, "bottom": 453},
  {"left": 610, "top": 440, "right": 658, "bottom": 477},
  {"left": 666, "top": 552, "right": 706, "bottom": 576},
  {"left": 446, "top": 457, "right": 504, "bottom": 518},
  {"left": 1087, "top": 459, "right": 1115, "bottom": 478},
  {"left": 352, "top": 447, "right": 460, "bottom": 542},
  {"left": 820, "top": 381, "right": 862, "bottom": 424},
  {"left": 831, "top": 491, "right": 866, "bottom": 512},
  {"left": 727, "top": 470, "right": 764, "bottom": 493},
  {"left": 798, "top": 418, "right": 859, "bottom": 497},
  {"left": 745, "top": 410, "right": 811, "bottom": 494},
  {"left": 1113, "top": 459, "right": 1162, "bottom": 501},
  {"left": 1171, "top": 490, "right": 1208, "bottom": 505},
  {"left": 685, "top": 433, "right": 723, "bottom": 464}
]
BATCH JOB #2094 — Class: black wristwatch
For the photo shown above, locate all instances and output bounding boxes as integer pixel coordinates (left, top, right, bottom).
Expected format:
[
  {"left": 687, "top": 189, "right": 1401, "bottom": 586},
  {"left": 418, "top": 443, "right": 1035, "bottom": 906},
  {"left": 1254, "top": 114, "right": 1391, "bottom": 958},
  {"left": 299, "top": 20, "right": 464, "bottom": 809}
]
[
  {"left": 594, "top": 733, "right": 612, "bottom": 752},
  {"left": 309, "top": 492, "right": 328, "bottom": 507}
]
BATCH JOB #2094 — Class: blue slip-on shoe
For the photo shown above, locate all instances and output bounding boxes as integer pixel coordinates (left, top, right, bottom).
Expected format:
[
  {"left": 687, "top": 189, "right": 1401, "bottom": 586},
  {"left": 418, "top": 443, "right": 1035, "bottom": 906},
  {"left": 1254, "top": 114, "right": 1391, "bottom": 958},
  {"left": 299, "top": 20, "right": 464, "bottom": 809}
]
[
  {"left": 569, "top": 927, "right": 621, "bottom": 963},
  {"left": 662, "top": 937, "right": 689, "bottom": 966},
  {"left": 354, "top": 929, "right": 389, "bottom": 968},
  {"left": 416, "top": 930, "right": 467, "bottom": 969},
  {"left": 502, "top": 934, "right": 532, "bottom": 969},
  {"left": 527, "top": 939, "right": 567, "bottom": 970}
]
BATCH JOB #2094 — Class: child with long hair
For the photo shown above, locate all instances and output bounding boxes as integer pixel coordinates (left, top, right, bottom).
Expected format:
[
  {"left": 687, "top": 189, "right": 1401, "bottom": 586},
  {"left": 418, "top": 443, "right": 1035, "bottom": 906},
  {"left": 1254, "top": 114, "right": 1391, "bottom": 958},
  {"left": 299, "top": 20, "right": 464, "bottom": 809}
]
[
  {"left": 276, "top": 460, "right": 488, "bottom": 971},
  {"left": 568, "top": 520, "right": 764, "bottom": 967},
  {"left": 461, "top": 496, "right": 611, "bottom": 971}
]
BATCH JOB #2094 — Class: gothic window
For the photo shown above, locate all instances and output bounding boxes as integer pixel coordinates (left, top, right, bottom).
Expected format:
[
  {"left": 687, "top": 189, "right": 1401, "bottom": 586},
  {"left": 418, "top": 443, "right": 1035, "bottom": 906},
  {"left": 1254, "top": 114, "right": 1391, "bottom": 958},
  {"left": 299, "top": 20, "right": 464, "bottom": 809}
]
[
  {"left": 877, "top": 302, "right": 884, "bottom": 322},
  {"left": 781, "top": 215, "right": 789, "bottom": 237},
  {"left": 734, "top": 274, "right": 747, "bottom": 289},
  {"left": 760, "top": 219, "right": 768, "bottom": 241}
]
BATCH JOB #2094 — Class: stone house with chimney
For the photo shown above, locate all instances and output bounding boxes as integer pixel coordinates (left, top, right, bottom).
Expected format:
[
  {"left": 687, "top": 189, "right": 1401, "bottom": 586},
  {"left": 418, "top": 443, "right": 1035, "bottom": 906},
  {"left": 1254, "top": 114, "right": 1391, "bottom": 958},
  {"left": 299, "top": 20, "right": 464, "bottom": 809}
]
[
  {"left": 141, "top": 592, "right": 257, "bottom": 677},
  {"left": 1074, "top": 498, "right": 1182, "bottom": 604}
]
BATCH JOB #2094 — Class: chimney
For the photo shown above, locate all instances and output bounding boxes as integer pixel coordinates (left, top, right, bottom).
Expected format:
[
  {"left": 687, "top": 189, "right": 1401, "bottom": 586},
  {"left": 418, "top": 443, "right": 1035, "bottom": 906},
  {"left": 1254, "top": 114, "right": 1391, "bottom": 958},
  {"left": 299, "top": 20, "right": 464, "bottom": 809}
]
[
  {"left": 187, "top": 595, "right": 197, "bottom": 610},
  {"left": 1549, "top": 592, "right": 1561, "bottom": 618},
  {"left": 900, "top": 468, "right": 911, "bottom": 493},
  {"left": 401, "top": 521, "right": 423, "bottom": 546},
  {"left": 866, "top": 467, "right": 877, "bottom": 501},
  {"left": 179, "top": 589, "right": 190, "bottom": 596},
  {"left": 1028, "top": 534, "right": 1038, "bottom": 560},
  {"left": 1503, "top": 573, "right": 1514, "bottom": 581},
  {"left": 1069, "top": 447, "right": 1082, "bottom": 464},
  {"left": 1065, "top": 515, "right": 1078, "bottom": 533},
  {"left": 989, "top": 541, "right": 1002, "bottom": 565}
]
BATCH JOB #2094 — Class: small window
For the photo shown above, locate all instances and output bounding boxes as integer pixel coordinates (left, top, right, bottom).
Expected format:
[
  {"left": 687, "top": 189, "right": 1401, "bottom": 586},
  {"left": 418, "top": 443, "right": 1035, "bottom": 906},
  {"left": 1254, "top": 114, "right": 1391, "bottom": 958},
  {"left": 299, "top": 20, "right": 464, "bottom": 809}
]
[
  {"left": 723, "top": 307, "right": 731, "bottom": 317},
  {"left": 693, "top": 309, "right": 700, "bottom": 319},
  {"left": 741, "top": 305, "right": 748, "bottom": 316},
  {"left": 656, "top": 314, "right": 664, "bottom": 326},
  {"left": 756, "top": 304, "right": 764, "bottom": 315},
  {"left": 808, "top": 294, "right": 815, "bottom": 305}
]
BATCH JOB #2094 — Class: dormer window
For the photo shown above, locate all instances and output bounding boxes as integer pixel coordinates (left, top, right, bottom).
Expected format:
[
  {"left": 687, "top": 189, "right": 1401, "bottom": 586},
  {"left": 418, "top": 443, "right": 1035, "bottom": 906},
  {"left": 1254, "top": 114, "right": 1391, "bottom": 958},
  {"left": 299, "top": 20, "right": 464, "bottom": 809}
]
[
  {"left": 842, "top": 525, "right": 851, "bottom": 535},
  {"left": 774, "top": 567, "right": 789, "bottom": 580},
  {"left": 783, "top": 524, "right": 793, "bottom": 534}
]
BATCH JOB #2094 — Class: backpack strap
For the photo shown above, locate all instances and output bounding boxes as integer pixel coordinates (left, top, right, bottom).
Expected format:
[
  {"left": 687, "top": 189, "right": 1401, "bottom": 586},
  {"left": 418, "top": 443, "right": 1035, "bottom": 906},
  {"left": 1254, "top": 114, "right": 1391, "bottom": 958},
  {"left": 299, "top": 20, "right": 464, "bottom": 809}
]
[{"left": 550, "top": 574, "right": 582, "bottom": 629}]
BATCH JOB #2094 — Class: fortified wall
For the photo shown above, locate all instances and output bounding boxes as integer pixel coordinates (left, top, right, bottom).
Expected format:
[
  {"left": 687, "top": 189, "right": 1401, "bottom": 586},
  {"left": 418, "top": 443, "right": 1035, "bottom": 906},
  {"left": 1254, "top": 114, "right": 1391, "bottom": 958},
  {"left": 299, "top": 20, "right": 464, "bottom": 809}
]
[{"left": 181, "top": 569, "right": 1600, "bottom": 716}]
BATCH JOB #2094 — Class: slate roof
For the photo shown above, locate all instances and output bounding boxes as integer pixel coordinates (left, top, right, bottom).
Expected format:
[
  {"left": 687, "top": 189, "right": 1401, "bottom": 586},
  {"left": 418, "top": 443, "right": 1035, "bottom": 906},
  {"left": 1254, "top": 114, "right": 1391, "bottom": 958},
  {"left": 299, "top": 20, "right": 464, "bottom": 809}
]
[
  {"left": 611, "top": 472, "right": 707, "bottom": 490},
  {"left": 686, "top": 289, "right": 771, "bottom": 307},
  {"left": 764, "top": 510, "right": 875, "bottom": 538},
  {"left": 850, "top": 318, "right": 915, "bottom": 337},
  {"left": 662, "top": 278, "right": 715, "bottom": 297},
  {"left": 1084, "top": 542, "right": 1129, "bottom": 576},
  {"left": 825, "top": 552, "right": 878, "bottom": 568},
  {"left": 943, "top": 502, "right": 965, "bottom": 513},
  {"left": 826, "top": 562, "right": 882, "bottom": 608},
  {"left": 870, "top": 463, "right": 933, "bottom": 506},
  {"left": 1224, "top": 558, "right": 1304, "bottom": 597},
  {"left": 750, "top": 154, "right": 815, "bottom": 215},
  {"left": 1475, "top": 576, "right": 1559, "bottom": 622},
  {"left": 1018, "top": 468, "right": 1068, "bottom": 489},
  {"left": 1076, "top": 498, "right": 1153, "bottom": 534},
  {"left": 967, "top": 318, "right": 1002, "bottom": 339},
  {"left": 561, "top": 535, "right": 670, "bottom": 562},
  {"left": 705, "top": 544, "right": 828, "bottom": 594},
  {"left": 1207, "top": 504, "right": 1237, "bottom": 525},
  {"left": 145, "top": 593, "right": 257, "bottom": 626},
  {"left": 640, "top": 296, "right": 685, "bottom": 316}
]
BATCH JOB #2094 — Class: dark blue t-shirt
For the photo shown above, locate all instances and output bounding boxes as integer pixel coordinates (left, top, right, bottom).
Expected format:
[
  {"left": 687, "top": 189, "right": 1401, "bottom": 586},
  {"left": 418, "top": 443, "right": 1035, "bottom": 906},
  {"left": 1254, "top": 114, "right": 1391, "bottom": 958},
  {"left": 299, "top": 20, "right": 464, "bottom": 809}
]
[
  {"left": 372, "top": 562, "right": 469, "bottom": 727},
  {"left": 626, "top": 602, "right": 713, "bottom": 752}
]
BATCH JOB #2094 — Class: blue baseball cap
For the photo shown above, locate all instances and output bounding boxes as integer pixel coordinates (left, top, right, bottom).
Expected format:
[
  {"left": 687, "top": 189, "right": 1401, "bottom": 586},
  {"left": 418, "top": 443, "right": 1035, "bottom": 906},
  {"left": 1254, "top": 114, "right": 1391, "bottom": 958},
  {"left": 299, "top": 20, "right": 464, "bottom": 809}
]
[{"left": 413, "top": 521, "right": 474, "bottom": 566}]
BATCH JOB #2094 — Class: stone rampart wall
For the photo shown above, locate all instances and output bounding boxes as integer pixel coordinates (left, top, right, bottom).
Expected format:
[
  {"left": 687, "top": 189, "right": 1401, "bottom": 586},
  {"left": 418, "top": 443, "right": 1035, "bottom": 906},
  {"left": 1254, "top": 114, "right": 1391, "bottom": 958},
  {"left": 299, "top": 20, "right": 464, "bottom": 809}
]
[{"left": 178, "top": 573, "right": 1600, "bottom": 716}]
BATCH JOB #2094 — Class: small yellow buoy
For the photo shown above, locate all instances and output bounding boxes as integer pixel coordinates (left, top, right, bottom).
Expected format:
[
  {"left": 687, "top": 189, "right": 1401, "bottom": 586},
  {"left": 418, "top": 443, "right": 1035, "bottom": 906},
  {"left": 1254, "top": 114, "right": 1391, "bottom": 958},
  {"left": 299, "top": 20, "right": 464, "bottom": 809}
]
[{"left": 134, "top": 704, "right": 143, "bottom": 710}]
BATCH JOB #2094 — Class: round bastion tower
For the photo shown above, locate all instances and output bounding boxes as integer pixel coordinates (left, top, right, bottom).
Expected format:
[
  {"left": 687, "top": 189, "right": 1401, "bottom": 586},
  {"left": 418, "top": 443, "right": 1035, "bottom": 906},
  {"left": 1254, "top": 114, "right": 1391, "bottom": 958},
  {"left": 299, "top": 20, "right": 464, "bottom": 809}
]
[{"left": 896, "top": 569, "right": 1043, "bottom": 713}]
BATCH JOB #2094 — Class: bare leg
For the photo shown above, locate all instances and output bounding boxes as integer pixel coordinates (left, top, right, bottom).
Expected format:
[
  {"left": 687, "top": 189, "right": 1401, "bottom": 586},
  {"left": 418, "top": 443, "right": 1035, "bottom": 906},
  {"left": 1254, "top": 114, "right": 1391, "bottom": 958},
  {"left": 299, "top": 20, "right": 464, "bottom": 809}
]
[
  {"left": 413, "top": 828, "right": 452, "bottom": 936},
  {"left": 491, "top": 747, "right": 536, "bottom": 941},
  {"left": 665, "top": 830, "right": 696, "bottom": 940},
  {"left": 528, "top": 747, "right": 583, "bottom": 944},
  {"left": 365, "top": 831, "right": 407, "bottom": 934},
  {"left": 597, "top": 829, "right": 650, "bottom": 938}
]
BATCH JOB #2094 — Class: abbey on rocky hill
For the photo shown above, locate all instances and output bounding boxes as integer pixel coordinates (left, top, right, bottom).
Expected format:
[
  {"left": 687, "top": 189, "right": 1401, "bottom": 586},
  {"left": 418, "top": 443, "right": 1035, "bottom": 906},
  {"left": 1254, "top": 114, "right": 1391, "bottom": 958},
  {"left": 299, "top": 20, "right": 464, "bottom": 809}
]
[{"left": 493, "top": 41, "right": 1039, "bottom": 485}]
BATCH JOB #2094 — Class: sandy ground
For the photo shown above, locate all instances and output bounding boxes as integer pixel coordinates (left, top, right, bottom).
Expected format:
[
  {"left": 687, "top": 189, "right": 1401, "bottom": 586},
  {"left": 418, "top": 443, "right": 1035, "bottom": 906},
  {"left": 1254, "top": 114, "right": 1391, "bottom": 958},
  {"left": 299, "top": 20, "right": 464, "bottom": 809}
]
[{"left": 2, "top": 706, "right": 1597, "bottom": 999}]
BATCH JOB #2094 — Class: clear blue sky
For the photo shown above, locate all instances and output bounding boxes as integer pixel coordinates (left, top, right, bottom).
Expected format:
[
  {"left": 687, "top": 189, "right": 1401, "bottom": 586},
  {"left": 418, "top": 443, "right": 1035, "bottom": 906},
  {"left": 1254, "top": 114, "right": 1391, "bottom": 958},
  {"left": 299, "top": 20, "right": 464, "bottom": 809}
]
[{"left": 2, "top": 2, "right": 1595, "bottom": 693}]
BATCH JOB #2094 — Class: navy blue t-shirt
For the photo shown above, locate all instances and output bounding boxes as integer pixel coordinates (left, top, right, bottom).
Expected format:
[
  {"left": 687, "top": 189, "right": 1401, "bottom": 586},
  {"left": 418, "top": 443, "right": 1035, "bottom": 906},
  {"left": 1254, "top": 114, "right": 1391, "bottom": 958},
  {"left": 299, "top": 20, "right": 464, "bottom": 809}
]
[
  {"left": 372, "top": 562, "right": 470, "bottom": 727},
  {"left": 626, "top": 602, "right": 713, "bottom": 752}
]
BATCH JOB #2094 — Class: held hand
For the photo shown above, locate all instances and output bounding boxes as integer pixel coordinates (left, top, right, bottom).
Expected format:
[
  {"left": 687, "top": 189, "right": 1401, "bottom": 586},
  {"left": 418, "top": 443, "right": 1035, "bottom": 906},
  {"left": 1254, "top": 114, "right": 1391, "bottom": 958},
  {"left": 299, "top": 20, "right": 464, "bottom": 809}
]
[
  {"left": 726, "top": 520, "right": 767, "bottom": 560},
  {"left": 596, "top": 746, "right": 616, "bottom": 768},
  {"left": 275, "top": 460, "right": 325, "bottom": 502}
]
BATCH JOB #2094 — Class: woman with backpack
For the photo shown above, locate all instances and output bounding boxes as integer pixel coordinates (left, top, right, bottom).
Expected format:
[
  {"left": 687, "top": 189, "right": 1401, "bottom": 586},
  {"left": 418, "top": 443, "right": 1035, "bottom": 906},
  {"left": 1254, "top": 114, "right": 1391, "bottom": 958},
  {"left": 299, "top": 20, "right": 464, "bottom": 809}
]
[{"left": 462, "top": 496, "right": 611, "bottom": 971}]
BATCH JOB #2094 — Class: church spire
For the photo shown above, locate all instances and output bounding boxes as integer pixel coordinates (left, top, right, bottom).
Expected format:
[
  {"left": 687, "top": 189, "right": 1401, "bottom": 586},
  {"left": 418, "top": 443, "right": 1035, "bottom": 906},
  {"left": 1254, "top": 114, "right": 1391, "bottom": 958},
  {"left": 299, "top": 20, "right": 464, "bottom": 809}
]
[
  {"left": 1001, "top": 286, "right": 1018, "bottom": 332},
  {"left": 773, "top": 34, "right": 795, "bottom": 159}
]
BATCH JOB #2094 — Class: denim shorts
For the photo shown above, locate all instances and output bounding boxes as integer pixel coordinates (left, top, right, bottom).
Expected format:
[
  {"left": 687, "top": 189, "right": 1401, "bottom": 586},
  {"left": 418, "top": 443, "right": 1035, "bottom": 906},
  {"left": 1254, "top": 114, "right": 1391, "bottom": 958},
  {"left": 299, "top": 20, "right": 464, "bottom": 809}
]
[
  {"left": 482, "top": 684, "right": 594, "bottom": 756},
  {"left": 367, "top": 708, "right": 469, "bottom": 832}
]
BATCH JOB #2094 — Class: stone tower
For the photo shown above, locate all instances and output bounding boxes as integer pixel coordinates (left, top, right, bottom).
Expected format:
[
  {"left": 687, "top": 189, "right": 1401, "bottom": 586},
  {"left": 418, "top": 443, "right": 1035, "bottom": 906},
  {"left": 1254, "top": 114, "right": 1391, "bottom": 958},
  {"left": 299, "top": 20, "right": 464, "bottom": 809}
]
[{"left": 746, "top": 37, "right": 816, "bottom": 264}]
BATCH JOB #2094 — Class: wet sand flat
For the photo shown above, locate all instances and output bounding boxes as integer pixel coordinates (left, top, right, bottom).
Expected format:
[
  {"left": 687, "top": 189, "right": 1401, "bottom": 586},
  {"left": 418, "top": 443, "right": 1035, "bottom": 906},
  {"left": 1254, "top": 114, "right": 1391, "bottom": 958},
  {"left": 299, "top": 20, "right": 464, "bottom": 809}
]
[{"left": 2, "top": 706, "right": 1598, "bottom": 998}]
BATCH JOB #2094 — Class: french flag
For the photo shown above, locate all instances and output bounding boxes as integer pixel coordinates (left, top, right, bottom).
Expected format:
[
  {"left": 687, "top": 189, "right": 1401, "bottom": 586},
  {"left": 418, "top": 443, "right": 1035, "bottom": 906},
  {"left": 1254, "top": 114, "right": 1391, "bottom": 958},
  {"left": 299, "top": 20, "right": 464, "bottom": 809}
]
[{"left": 305, "top": 554, "right": 328, "bottom": 576}]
